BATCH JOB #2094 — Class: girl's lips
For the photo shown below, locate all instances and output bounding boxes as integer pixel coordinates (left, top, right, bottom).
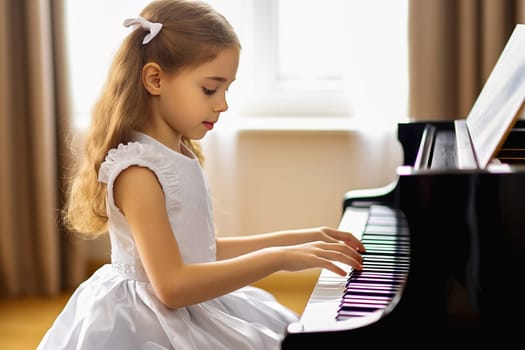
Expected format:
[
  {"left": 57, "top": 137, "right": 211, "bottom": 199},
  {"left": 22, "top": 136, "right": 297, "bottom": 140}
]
[{"left": 203, "top": 121, "right": 214, "bottom": 130}]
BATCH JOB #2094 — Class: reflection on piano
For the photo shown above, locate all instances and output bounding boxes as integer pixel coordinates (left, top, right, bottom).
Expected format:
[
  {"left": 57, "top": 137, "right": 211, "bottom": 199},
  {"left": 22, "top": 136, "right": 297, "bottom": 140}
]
[{"left": 282, "top": 24, "right": 525, "bottom": 346}]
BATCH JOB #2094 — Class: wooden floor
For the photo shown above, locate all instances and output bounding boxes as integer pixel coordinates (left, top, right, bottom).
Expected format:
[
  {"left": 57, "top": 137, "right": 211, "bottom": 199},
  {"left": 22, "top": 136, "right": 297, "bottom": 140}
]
[
  {"left": 0, "top": 292, "right": 72, "bottom": 350},
  {"left": 0, "top": 270, "right": 319, "bottom": 349}
]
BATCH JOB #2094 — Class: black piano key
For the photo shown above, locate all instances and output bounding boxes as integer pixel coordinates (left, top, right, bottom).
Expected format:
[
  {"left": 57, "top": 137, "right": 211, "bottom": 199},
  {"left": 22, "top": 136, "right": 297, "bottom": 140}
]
[
  {"left": 340, "top": 301, "right": 390, "bottom": 310},
  {"left": 362, "top": 264, "right": 409, "bottom": 271},
  {"left": 359, "top": 268, "right": 407, "bottom": 275},
  {"left": 362, "top": 259, "right": 409, "bottom": 266},
  {"left": 362, "top": 242, "right": 404, "bottom": 247},
  {"left": 364, "top": 226, "right": 409, "bottom": 235},
  {"left": 357, "top": 266, "right": 407, "bottom": 273},
  {"left": 363, "top": 247, "right": 410, "bottom": 253},
  {"left": 344, "top": 287, "right": 398, "bottom": 298},
  {"left": 362, "top": 247, "right": 410, "bottom": 255},
  {"left": 347, "top": 278, "right": 403, "bottom": 286},
  {"left": 362, "top": 261, "right": 409, "bottom": 268},
  {"left": 354, "top": 277, "right": 405, "bottom": 283},
  {"left": 365, "top": 235, "right": 409, "bottom": 242},
  {"left": 351, "top": 271, "right": 404, "bottom": 278},
  {"left": 343, "top": 287, "right": 400, "bottom": 297},
  {"left": 350, "top": 273, "right": 405, "bottom": 282},
  {"left": 362, "top": 242, "right": 410, "bottom": 249},
  {"left": 364, "top": 262, "right": 408, "bottom": 267},
  {"left": 342, "top": 294, "right": 392, "bottom": 302},
  {"left": 361, "top": 239, "right": 410, "bottom": 246},
  {"left": 345, "top": 284, "right": 400, "bottom": 293},
  {"left": 363, "top": 256, "right": 409, "bottom": 264},
  {"left": 364, "top": 253, "right": 409, "bottom": 260},
  {"left": 338, "top": 304, "right": 383, "bottom": 313},
  {"left": 340, "top": 296, "right": 390, "bottom": 308},
  {"left": 336, "top": 310, "right": 373, "bottom": 319}
]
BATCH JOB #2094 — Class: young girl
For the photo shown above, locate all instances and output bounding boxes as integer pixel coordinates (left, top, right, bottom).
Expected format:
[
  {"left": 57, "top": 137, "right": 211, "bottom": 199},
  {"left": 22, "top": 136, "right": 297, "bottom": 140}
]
[{"left": 38, "top": 0, "right": 365, "bottom": 349}]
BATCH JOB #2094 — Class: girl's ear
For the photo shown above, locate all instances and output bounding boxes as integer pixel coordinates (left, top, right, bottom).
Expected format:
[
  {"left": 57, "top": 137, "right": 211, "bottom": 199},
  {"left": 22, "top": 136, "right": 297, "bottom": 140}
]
[{"left": 142, "top": 62, "right": 163, "bottom": 95}]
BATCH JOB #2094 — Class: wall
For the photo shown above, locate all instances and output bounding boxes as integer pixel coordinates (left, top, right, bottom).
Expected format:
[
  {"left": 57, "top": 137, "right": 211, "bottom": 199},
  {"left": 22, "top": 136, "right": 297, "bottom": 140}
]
[{"left": 203, "top": 121, "right": 403, "bottom": 236}]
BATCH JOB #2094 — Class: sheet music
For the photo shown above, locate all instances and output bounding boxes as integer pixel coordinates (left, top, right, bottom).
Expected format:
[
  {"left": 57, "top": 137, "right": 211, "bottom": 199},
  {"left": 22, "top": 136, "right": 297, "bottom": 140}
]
[{"left": 466, "top": 24, "right": 525, "bottom": 168}]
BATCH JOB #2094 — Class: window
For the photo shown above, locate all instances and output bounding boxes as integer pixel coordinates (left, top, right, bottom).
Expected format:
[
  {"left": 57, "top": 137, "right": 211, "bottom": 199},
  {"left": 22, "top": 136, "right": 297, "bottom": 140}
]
[
  {"left": 65, "top": 0, "right": 408, "bottom": 129},
  {"left": 237, "top": 0, "right": 408, "bottom": 120}
]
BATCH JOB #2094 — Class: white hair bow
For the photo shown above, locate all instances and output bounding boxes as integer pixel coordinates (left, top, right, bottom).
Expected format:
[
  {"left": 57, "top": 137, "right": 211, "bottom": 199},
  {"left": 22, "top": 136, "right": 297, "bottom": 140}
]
[{"left": 123, "top": 16, "right": 163, "bottom": 44}]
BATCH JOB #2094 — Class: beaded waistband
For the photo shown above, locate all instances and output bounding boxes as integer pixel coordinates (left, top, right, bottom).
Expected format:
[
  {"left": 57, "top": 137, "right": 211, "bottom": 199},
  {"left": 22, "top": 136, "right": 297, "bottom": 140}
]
[{"left": 112, "top": 262, "right": 149, "bottom": 282}]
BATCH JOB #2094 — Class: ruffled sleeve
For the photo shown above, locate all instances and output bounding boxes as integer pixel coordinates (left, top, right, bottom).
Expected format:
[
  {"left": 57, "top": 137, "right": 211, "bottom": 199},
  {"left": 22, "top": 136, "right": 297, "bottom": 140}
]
[{"left": 98, "top": 142, "right": 180, "bottom": 212}]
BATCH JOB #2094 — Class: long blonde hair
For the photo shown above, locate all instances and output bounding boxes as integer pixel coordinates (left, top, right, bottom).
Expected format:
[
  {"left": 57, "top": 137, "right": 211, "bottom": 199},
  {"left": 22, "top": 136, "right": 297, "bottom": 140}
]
[{"left": 64, "top": 0, "right": 240, "bottom": 236}]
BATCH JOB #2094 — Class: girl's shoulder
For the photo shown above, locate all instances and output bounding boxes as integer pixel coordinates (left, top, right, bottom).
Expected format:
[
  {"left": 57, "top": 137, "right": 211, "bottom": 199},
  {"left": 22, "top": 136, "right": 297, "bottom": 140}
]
[{"left": 98, "top": 141, "right": 164, "bottom": 185}]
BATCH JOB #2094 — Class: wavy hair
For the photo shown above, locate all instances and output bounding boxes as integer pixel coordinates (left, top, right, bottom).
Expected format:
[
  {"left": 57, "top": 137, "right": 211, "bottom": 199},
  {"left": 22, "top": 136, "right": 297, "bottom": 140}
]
[{"left": 64, "top": 0, "right": 240, "bottom": 236}]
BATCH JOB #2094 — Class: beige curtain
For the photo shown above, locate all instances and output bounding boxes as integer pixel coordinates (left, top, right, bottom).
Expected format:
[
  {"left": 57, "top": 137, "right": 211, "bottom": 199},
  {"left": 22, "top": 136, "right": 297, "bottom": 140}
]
[
  {"left": 409, "top": 0, "right": 525, "bottom": 121},
  {"left": 0, "top": 0, "right": 85, "bottom": 297}
]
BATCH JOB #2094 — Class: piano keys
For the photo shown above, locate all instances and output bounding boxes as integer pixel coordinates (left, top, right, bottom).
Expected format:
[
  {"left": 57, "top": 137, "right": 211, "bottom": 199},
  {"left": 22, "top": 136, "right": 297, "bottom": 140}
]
[
  {"left": 296, "top": 205, "right": 409, "bottom": 332},
  {"left": 338, "top": 206, "right": 410, "bottom": 320}
]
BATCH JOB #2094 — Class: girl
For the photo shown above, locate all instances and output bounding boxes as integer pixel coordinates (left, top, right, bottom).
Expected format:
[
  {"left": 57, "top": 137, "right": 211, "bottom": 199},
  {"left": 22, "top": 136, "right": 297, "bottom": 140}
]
[{"left": 38, "top": 0, "right": 365, "bottom": 349}]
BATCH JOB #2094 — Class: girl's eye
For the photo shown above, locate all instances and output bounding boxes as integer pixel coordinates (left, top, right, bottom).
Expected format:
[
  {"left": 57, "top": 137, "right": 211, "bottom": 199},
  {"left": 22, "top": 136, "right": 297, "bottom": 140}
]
[{"left": 202, "top": 87, "right": 216, "bottom": 95}]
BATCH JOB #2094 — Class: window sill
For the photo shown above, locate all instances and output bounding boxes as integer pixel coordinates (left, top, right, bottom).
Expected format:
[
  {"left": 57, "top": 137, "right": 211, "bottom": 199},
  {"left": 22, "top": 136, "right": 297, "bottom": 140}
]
[{"left": 219, "top": 115, "right": 387, "bottom": 134}]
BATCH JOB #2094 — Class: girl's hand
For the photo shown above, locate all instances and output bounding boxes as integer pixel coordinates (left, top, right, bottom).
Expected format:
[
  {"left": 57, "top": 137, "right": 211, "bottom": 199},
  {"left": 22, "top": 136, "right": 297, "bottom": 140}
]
[
  {"left": 275, "top": 240, "right": 363, "bottom": 277},
  {"left": 315, "top": 226, "right": 366, "bottom": 253},
  {"left": 285, "top": 226, "right": 366, "bottom": 253}
]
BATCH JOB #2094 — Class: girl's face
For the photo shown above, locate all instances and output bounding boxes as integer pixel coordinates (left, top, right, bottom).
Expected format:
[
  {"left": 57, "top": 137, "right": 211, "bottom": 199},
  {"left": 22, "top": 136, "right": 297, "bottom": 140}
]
[{"left": 143, "top": 46, "right": 240, "bottom": 151}]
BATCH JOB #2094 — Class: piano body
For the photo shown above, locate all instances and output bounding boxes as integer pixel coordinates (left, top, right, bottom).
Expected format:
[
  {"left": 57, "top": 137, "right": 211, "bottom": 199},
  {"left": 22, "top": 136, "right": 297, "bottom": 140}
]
[
  {"left": 281, "top": 119, "right": 525, "bottom": 346},
  {"left": 282, "top": 23, "right": 525, "bottom": 346}
]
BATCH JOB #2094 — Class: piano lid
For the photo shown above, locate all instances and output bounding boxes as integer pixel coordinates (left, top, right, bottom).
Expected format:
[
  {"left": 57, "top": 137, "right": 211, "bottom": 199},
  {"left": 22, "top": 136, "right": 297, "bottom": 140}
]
[{"left": 463, "top": 24, "right": 525, "bottom": 169}]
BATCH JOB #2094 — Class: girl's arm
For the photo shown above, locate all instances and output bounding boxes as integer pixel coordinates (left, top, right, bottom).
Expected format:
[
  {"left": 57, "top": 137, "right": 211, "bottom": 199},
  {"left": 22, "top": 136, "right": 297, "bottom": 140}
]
[
  {"left": 114, "top": 166, "right": 363, "bottom": 309},
  {"left": 216, "top": 227, "right": 365, "bottom": 260}
]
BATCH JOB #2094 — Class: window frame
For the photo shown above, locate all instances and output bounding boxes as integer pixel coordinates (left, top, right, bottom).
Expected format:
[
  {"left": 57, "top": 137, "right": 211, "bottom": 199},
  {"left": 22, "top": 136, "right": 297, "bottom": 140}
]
[{"left": 235, "top": 0, "right": 354, "bottom": 118}]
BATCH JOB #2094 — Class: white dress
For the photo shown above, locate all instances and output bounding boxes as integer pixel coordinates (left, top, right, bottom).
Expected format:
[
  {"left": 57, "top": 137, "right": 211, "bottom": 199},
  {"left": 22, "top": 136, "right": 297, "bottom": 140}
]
[{"left": 37, "top": 132, "right": 298, "bottom": 350}]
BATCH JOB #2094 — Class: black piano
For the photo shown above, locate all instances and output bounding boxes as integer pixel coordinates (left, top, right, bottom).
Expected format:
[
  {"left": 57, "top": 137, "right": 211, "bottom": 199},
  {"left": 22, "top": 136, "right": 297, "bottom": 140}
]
[{"left": 282, "top": 24, "right": 525, "bottom": 346}]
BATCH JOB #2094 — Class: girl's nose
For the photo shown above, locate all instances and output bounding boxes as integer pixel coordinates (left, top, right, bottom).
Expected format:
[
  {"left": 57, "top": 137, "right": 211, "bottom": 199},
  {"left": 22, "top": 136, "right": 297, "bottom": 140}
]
[{"left": 215, "top": 95, "right": 228, "bottom": 112}]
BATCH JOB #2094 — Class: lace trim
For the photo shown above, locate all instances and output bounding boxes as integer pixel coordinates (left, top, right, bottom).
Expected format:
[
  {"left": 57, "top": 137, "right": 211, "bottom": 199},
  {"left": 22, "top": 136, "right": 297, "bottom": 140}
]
[{"left": 98, "top": 141, "right": 180, "bottom": 211}]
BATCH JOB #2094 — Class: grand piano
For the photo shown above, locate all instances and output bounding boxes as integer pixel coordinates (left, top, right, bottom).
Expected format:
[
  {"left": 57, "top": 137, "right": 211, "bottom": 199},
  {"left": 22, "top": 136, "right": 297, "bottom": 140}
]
[{"left": 282, "top": 24, "right": 525, "bottom": 346}]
